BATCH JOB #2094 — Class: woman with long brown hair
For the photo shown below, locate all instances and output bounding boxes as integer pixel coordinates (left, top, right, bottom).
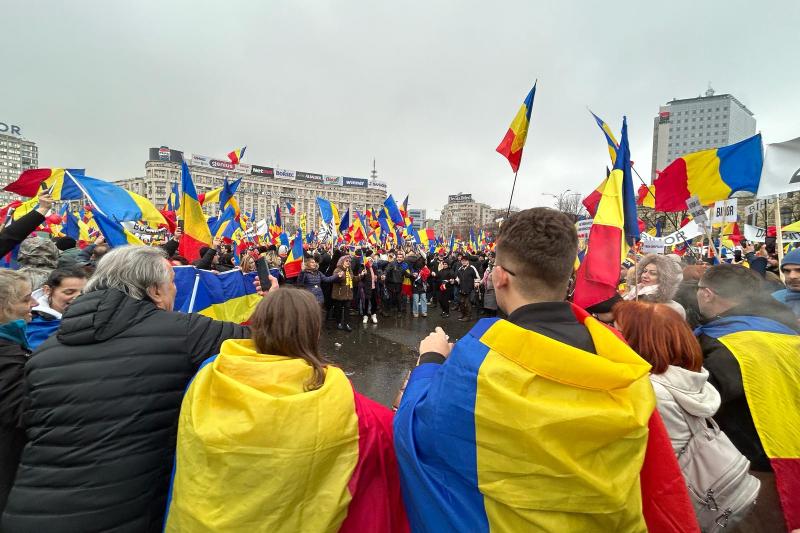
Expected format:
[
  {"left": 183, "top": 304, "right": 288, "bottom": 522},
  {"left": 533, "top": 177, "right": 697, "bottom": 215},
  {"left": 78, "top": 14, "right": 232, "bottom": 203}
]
[
  {"left": 613, "top": 301, "right": 720, "bottom": 454},
  {"left": 166, "top": 287, "right": 408, "bottom": 532}
]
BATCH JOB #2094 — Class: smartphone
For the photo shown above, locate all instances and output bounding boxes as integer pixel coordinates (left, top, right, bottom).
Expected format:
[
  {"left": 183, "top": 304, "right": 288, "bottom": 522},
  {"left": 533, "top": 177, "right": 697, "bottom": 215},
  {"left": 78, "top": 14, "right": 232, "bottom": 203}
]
[
  {"left": 39, "top": 181, "right": 55, "bottom": 195},
  {"left": 177, "top": 219, "right": 185, "bottom": 231},
  {"left": 255, "top": 257, "right": 271, "bottom": 292},
  {"left": 734, "top": 250, "right": 742, "bottom": 262}
]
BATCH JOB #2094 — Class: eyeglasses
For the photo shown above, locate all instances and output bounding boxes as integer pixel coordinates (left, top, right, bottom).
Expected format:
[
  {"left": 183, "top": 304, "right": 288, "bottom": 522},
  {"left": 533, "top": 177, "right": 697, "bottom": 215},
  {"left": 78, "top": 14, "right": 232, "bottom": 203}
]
[{"left": 496, "top": 263, "right": 516, "bottom": 276}]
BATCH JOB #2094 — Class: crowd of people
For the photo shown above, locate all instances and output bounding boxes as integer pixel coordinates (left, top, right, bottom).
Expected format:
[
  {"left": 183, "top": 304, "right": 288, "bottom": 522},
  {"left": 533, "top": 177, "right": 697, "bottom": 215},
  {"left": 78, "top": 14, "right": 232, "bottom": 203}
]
[{"left": 1, "top": 192, "right": 799, "bottom": 532}]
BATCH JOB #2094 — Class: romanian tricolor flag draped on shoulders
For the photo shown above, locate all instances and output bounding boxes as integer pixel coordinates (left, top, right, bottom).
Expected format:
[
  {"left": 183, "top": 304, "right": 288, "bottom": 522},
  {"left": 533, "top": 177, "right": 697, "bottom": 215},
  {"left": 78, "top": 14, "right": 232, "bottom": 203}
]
[
  {"left": 393, "top": 307, "right": 692, "bottom": 532},
  {"left": 164, "top": 339, "right": 408, "bottom": 532}
]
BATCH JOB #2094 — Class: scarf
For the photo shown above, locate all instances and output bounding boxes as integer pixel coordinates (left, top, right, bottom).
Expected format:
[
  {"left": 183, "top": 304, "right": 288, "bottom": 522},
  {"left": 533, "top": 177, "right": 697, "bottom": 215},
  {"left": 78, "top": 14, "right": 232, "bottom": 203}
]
[
  {"left": 623, "top": 283, "right": 659, "bottom": 301},
  {"left": 345, "top": 268, "right": 352, "bottom": 289}
]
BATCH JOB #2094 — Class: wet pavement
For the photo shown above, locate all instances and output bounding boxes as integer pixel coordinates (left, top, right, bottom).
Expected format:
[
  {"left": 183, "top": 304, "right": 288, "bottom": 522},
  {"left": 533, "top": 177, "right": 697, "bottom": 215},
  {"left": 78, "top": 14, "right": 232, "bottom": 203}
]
[{"left": 320, "top": 308, "right": 477, "bottom": 407}]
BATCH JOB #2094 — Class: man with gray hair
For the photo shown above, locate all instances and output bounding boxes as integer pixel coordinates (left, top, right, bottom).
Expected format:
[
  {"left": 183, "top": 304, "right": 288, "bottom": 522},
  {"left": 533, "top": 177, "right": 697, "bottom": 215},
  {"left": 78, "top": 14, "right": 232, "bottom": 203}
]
[{"left": 3, "top": 246, "right": 250, "bottom": 532}]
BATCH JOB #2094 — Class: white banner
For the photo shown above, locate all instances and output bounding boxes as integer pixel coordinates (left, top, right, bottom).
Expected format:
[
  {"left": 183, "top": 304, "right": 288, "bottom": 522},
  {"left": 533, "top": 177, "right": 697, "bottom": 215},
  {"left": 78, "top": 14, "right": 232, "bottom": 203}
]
[
  {"left": 743, "top": 224, "right": 800, "bottom": 243},
  {"left": 640, "top": 220, "right": 704, "bottom": 247},
  {"left": 711, "top": 199, "right": 738, "bottom": 224},
  {"left": 575, "top": 219, "right": 593, "bottom": 239},
  {"left": 756, "top": 136, "right": 800, "bottom": 198},
  {"left": 641, "top": 241, "right": 665, "bottom": 254}
]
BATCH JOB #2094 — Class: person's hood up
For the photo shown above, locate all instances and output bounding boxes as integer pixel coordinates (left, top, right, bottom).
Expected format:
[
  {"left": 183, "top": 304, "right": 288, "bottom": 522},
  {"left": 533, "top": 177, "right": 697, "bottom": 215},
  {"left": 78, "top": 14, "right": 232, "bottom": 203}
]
[
  {"left": 32, "top": 287, "right": 61, "bottom": 320},
  {"left": 650, "top": 366, "right": 720, "bottom": 418},
  {"left": 635, "top": 254, "right": 683, "bottom": 302},
  {"left": 56, "top": 288, "right": 160, "bottom": 346},
  {"left": 18, "top": 237, "right": 59, "bottom": 269}
]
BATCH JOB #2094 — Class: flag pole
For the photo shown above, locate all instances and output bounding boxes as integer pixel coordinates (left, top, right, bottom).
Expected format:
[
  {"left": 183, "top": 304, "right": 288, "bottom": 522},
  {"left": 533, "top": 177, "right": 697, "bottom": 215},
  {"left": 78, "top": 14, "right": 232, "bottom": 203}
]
[
  {"left": 506, "top": 170, "right": 519, "bottom": 219},
  {"left": 775, "top": 195, "right": 785, "bottom": 283}
]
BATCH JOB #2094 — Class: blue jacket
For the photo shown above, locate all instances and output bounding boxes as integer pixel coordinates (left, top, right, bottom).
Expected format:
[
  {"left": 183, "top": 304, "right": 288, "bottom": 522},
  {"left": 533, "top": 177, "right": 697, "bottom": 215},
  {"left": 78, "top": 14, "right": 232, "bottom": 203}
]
[
  {"left": 772, "top": 288, "right": 800, "bottom": 318},
  {"left": 296, "top": 269, "right": 337, "bottom": 304},
  {"left": 26, "top": 314, "right": 60, "bottom": 351}
]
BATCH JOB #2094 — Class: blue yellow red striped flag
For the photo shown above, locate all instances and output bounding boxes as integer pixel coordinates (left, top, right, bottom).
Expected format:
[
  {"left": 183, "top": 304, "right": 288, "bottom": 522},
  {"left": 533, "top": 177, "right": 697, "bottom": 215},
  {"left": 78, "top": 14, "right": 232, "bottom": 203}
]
[
  {"left": 178, "top": 162, "right": 213, "bottom": 260},
  {"left": 496, "top": 82, "right": 537, "bottom": 173},
  {"left": 227, "top": 146, "right": 246, "bottom": 165},
  {"left": 573, "top": 117, "right": 638, "bottom": 309},
  {"left": 394, "top": 309, "right": 655, "bottom": 531},
  {"left": 654, "top": 134, "right": 763, "bottom": 212}
]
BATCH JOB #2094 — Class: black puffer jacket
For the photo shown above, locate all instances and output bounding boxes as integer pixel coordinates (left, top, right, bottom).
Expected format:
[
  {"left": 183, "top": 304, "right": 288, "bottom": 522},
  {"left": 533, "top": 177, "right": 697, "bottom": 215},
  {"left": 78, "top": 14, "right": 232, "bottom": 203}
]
[
  {"left": 0, "top": 323, "right": 30, "bottom": 514},
  {"left": 2, "top": 289, "right": 249, "bottom": 533}
]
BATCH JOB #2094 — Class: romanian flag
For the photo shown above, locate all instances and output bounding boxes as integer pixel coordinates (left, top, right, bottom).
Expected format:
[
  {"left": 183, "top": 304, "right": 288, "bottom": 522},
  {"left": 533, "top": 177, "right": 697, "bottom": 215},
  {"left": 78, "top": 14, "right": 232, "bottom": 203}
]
[
  {"left": 227, "top": 145, "right": 246, "bottom": 165},
  {"left": 173, "top": 267, "right": 261, "bottom": 323},
  {"left": 286, "top": 201, "right": 296, "bottom": 215},
  {"left": 383, "top": 195, "right": 405, "bottom": 227},
  {"left": 695, "top": 317, "right": 800, "bottom": 530},
  {"left": 350, "top": 212, "right": 367, "bottom": 243},
  {"left": 166, "top": 182, "right": 181, "bottom": 211},
  {"left": 496, "top": 82, "right": 537, "bottom": 173},
  {"left": 582, "top": 166, "right": 611, "bottom": 218},
  {"left": 4, "top": 169, "right": 165, "bottom": 228},
  {"left": 92, "top": 209, "right": 144, "bottom": 247},
  {"left": 63, "top": 210, "right": 81, "bottom": 241},
  {"left": 338, "top": 209, "right": 350, "bottom": 235},
  {"left": 178, "top": 162, "right": 213, "bottom": 261},
  {"left": 274, "top": 204, "right": 282, "bottom": 230},
  {"left": 3, "top": 168, "right": 84, "bottom": 199},
  {"left": 283, "top": 229, "right": 304, "bottom": 278},
  {"left": 637, "top": 183, "right": 656, "bottom": 209},
  {"left": 69, "top": 173, "right": 166, "bottom": 228},
  {"left": 589, "top": 110, "right": 619, "bottom": 165},
  {"left": 165, "top": 338, "right": 408, "bottom": 532},
  {"left": 394, "top": 310, "right": 658, "bottom": 531},
  {"left": 653, "top": 133, "right": 763, "bottom": 212},
  {"left": 574, "top": 117, "right": 638, "bottom": 310},
  {"left": 316, "top": 197, "right": 340, "bottom": 227}
]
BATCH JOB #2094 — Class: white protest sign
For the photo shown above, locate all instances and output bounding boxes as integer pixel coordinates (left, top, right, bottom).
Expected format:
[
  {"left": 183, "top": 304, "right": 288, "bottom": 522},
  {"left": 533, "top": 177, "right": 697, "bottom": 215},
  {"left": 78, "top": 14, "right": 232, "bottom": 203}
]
[
  {"left": 575, "top": 219, "right": 593, "bottom": 239},
  {"left": 744, "top": 198, "right": 775, "bottom": 217},
  {"left": 743, "top": 224, "right": 800, "bottom": 243},
  {"left": 641, "top": 240, "right": 665, "bottom": 254},
  {"left": 639, "top": 220, "right": 704, "bottom": 247},
  {"left": 711, "top": 199, "right": 738, "bottom": 224},
  {"left": 685, "top": 196, "right": 708, "bottom": 226}
]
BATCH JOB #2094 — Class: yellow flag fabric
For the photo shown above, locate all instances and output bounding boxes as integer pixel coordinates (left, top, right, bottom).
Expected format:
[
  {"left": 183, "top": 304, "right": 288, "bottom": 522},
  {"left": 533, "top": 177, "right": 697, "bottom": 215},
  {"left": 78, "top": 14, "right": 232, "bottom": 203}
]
[
  {"left": 394, "top": 310, "right": 656, "bottom": 532},
  {"left": 166, "top": 339, "right": 359, "bottom": 533}
]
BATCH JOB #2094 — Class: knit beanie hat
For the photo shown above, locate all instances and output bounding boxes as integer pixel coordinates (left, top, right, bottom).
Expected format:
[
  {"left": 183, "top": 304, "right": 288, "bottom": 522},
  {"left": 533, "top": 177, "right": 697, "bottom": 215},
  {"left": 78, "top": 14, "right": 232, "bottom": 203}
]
[{"left": 781, "top": 248, "right": 800, "bottom": 267}]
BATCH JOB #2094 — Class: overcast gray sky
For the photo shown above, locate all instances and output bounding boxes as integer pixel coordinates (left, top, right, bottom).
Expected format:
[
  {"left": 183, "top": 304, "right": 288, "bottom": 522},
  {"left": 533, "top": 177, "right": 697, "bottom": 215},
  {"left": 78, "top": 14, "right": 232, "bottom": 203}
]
[{"left": 3, "top": 0, "right": 798, "bottom": 216}]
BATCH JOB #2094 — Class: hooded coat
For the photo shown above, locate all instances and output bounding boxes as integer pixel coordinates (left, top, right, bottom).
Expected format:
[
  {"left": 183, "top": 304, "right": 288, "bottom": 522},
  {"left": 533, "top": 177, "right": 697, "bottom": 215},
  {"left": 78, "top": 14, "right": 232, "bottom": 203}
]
[
  {"left": 624, "top": 254, "right": 686, "bottom": 318},
  {"left": 1, "top": 289, "right": 249, "bottom": 533},
  {"left": 649, "top": 366, "right": 721, "bottom": 454}
]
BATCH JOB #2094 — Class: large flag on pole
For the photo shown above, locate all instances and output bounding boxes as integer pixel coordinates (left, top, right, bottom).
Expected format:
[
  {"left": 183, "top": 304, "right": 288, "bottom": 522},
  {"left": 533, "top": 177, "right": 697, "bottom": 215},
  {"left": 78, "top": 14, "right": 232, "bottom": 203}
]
[
  {"left": 178, "top": 161, "right": 213, "bottom": 260},
  {"left": 496, "top": 82, "right": 537, "bottom": 172},
  {"left": 227, "top": 146, "right": 246, "bottom": 165},
  {"left": 573, "top": 117, "right": 638, "bottom": 309},
  {"left": 653, "top": 133, "right": 763, "bottom": 211}
]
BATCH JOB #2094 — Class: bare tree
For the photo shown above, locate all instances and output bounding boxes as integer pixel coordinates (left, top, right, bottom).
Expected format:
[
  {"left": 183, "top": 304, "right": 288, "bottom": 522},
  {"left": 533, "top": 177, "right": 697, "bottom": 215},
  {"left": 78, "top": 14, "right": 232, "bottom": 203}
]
[{"left": 544, "top": 191, "right": 587, "bottom": 222}]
